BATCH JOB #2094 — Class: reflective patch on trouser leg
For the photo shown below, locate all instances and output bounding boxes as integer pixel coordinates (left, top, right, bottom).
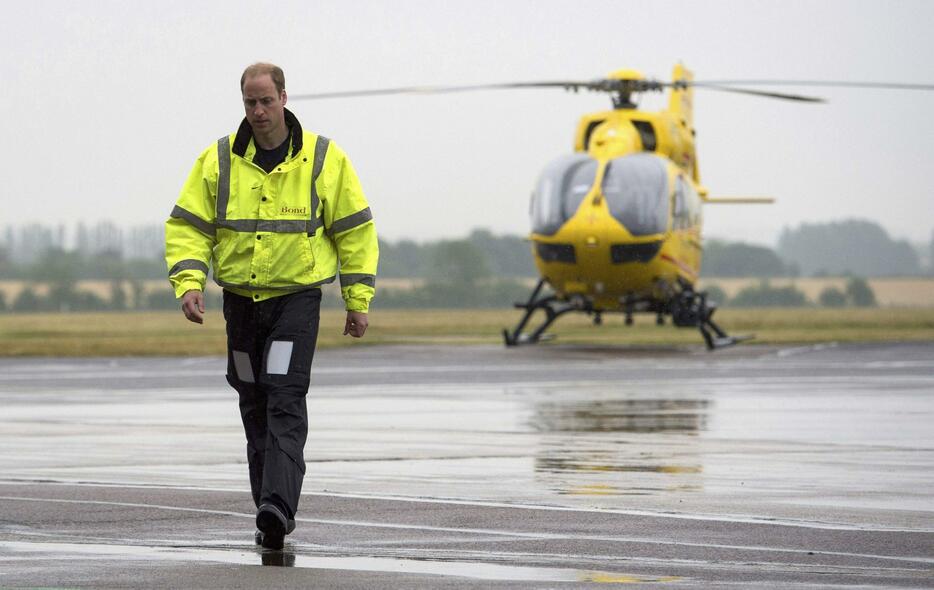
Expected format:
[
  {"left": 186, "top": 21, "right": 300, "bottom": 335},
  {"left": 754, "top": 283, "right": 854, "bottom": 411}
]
[
  {"left": 232, "top": 350, "right": 255, "bottom": 383},
  {"left": 266, "top": 341, "right": 294, "bottom": 375}
]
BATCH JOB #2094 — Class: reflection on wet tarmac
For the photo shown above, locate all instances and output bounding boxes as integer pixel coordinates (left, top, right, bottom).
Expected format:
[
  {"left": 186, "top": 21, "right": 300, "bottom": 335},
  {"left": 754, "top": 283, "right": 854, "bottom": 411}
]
[
  {"left": 530, "top": 398, "right": 708, "bottom": 496},
  {"left": 529, "top": 399, "right": 710, "bottom": 434},
  {"left": 537, "top": 458, "right": 703, "bottom": 475},
  {"left": 261, "top": 549, "right": 295, "bottom": 567}
]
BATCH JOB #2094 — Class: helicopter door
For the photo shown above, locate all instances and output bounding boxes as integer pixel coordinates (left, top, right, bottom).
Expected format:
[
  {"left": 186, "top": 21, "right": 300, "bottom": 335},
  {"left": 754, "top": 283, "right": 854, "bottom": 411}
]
[
  {"left": 530, "top": 154, "right": 599, "bottom": 236},
  {"left": 601, "top": 153, "right": 670, "bottom": 236}
]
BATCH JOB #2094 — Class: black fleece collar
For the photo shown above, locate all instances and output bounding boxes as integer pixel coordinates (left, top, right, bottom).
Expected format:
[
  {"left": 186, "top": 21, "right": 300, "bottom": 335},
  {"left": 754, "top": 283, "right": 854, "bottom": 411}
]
[{"left": 232, "top": 108, "right": 303, "bottom": 157}]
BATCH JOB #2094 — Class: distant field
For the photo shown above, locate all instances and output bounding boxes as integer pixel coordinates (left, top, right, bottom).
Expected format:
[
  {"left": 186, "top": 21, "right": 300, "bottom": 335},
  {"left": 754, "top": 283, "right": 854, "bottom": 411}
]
[
  {"left": 698, "top": 277, "right": 934, "bottom": 307},
  {"left": 1, "top": 277, "right": 932, "bottom": 307},
  {"left": 1, "top": 308, "right": 932, "bottom": 356}
]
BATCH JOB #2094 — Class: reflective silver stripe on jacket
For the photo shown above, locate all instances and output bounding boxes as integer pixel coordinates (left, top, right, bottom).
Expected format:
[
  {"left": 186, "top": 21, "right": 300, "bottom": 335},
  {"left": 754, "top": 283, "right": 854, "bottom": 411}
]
[
  {"left": 169, "top": 259, "right": 209, "bottom": 277},
  {"left": 307, "top": 135, "right": 330, "bottom": 236},
  {"left": 216, "top": 135, "right": 231, "bottom": 222},
  {"left": 217, "top": 219, "right": 307, "bottom": 233},
  {"left": 214, "top": 218, "right": 328, "bottom": 234},
  {"left": 328, "top": 207, "right": 373, "bottom": 237},
  {"left": 339, "top": 273, "right": 376, "bottom": 289},
  {"left": 214, "top": 275, "right": 336, "bottom": 292},
  {"left": 170, "top": 205, "right": 216, "bottom": 237}
]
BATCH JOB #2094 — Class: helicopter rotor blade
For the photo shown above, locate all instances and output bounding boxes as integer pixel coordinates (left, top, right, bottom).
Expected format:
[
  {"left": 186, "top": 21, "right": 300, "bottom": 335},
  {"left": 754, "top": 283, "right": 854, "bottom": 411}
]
[
  {"left": 691, "top": 80, "right": 934, "bottom": 92},
  {"left": 290, "top": 77, "right": 934, "bottom": 103},
  {"left": 685, "top": 83, "right": 826, "bottom": 103},
  {"left": 289, "top": 80, "right": 598, "bottom": 100},
  {"left": 684, "top": 80, "right": 934, "bottom": 102}
]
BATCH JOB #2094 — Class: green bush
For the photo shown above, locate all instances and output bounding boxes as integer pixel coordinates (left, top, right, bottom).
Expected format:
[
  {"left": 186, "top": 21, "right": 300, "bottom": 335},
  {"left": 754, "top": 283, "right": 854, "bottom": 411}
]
[
  {"left": 146, "top": 289, "right": 181, "bottom": 310},
  {"left": 845, "top": 276, "right": 877, "bottom": 307},
  {"left": 46, "top": 283, "right": 108, "bottom": 312},
  {"left": 731, "top": 280, "right": 808, "bottom": 307},
  {"left": 109, "top": 280, "right": 127, "bottom": 311},
  {"left": 12, "top": 287, "right": 43, "bottom": 312},
  {"left": 818, "top": 287, "right": 847, "bottom": 307}
]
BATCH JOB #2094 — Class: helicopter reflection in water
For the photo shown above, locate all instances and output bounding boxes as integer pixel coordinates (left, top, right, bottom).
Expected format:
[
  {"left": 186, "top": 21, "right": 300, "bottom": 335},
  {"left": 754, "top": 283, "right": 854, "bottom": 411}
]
[{"left": 528, "top": 397, "right": 709, "bottom": 497}]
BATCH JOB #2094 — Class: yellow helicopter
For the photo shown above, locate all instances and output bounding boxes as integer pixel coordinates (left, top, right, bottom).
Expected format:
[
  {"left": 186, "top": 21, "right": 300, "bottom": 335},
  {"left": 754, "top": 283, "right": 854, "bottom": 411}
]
[
  {"left": 293, "top": 67, "right": 934, "bottom": 349},
  {"left": 507, "top": 64, "right": 767, "bottom": 349}
]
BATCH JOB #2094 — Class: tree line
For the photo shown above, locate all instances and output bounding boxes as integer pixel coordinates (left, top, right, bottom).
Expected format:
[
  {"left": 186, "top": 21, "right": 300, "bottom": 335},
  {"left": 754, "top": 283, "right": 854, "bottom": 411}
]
[
  {"left": 703, "top": 277, "right": 877, "bottom": 309},
  {"left": 0, "top": 219, "right": 926, "bottom": 312}
]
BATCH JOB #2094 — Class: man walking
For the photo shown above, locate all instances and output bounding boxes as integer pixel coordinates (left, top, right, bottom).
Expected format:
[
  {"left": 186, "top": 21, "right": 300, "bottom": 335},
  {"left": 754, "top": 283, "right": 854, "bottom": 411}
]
[{"left": 165, "top": 63, "right": 378, "bottom": 549}]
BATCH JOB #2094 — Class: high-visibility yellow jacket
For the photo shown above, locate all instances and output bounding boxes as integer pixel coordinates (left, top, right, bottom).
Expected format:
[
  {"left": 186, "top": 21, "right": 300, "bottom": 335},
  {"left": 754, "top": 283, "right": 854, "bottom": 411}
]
[{"left": 165, "top": 110, "right": 378, "bottom": 312}]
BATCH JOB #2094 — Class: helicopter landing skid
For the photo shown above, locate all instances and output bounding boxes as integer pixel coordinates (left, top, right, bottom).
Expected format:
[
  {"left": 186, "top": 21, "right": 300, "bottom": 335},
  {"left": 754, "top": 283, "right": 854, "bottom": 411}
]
[
  {"left": 503, "top": 279, "right": 580, "bottom": 346},
  {"left": 671, "top": 286, "right": 753, "bottom": 350},
  {"left": 504, "top": 280, "right": 752, "bottom": 350},
  {"left": 698, "top": 316, "right": 753, "bottom": 350}
]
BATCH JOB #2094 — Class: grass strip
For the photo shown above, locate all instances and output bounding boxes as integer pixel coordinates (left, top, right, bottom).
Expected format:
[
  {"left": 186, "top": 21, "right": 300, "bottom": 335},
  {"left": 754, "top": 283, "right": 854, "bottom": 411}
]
[{"left": 0, "top": 308, "right": 932, "bottom": 356}]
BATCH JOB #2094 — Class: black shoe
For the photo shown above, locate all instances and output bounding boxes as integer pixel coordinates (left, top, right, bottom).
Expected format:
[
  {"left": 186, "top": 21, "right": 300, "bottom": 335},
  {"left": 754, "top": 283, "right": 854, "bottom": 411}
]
[
  {"left": 254, "top": 530, "right": 264, "bottom": 545},
  {"left": 256, "top": 503, "right": 288, "bottom": 550}
]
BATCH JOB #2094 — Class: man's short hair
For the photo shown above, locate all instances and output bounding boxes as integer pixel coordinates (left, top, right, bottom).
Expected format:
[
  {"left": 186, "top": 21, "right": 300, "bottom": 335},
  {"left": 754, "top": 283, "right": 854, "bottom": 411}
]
[{"left": 241, "top": 63, "right": 286, "bottom": 94}]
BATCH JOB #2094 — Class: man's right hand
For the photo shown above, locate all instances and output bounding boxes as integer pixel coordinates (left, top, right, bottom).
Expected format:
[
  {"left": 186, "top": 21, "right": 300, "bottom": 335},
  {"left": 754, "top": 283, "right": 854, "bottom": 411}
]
[{"left": 181, "top": 290, "right": 205, "bottom": 324}]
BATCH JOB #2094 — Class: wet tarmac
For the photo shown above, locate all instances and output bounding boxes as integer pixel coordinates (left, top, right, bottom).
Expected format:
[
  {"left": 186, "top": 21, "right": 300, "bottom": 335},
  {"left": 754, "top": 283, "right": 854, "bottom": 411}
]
[{"left": 0, "top": 342, "right": 932, "bottom": 588}]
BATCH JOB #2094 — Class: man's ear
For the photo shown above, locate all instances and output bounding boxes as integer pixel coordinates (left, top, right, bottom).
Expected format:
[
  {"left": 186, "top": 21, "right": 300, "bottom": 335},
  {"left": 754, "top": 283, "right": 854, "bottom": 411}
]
[{"left": 281, "top": 90, "right": 288, "bottom": 106}]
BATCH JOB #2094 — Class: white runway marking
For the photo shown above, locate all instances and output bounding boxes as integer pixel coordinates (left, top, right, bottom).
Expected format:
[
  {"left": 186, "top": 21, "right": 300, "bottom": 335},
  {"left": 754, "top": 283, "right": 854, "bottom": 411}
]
[
  {"left": 0, "top": 540, "right": 680, "bottom": 583},
  {"left": 1, "top": 494, "right": 930, "bottom": 566},
  {"left": 1, "top": 478, "right": 921, "bottom": 532}
]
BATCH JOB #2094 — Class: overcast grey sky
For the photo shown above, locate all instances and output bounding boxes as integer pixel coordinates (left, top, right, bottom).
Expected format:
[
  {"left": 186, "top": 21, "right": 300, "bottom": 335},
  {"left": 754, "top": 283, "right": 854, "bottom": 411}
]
[{"left": 2, "top": 0, "right": 932, "bottom": 245}]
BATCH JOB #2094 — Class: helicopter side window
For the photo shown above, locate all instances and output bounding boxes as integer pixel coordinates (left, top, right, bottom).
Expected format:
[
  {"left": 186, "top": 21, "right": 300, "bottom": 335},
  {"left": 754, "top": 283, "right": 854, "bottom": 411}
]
[
  {"left": 685, "top": 179, "right": 702, "bottom": 227},
  {"left": 674, "top": 176, "right": 703, "bottom": 229},
  {"left": 530, "top": 154, "right": 598, "bottom": 235},
  {"left": 601, "top": 153, "right": 670, "bottom": 236},
  {"left": 673, "top": 181, "right": 686, "bottom": 230}
]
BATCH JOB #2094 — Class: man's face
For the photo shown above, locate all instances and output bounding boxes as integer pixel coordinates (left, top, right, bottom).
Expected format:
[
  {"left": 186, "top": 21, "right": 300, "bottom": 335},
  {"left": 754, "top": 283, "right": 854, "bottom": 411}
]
[{"left": 242, "top": 74, "right": 287, "bottom": 136}]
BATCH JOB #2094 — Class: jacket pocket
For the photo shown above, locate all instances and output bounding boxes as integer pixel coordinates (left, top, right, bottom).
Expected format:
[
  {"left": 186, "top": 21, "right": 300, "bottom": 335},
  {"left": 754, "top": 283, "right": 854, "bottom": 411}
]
[
  {"left": 264, "top": 233, "right": 315, "bottom": 287},
  {"left": 212, "top": 230, "right": 239, "bottom": 279}
]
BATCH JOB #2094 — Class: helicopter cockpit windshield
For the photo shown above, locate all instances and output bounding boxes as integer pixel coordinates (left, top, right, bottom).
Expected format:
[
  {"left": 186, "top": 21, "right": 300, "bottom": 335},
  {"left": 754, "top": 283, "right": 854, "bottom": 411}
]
[
  {"left": 530, "top": 154, "right": 598, "bottom": 235},
  {"left": 601, "top": 153, "right": 670, "bottom": 236}
]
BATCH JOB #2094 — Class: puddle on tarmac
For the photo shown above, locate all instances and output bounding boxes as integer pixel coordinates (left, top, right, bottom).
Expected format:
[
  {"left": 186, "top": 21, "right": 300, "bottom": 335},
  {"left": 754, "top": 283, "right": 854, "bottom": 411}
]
[
  {"left": 537, "top": 458, "right": 703, "bottom": 475},
  {"left": 524, "top": 398, "right": 708, "bottom": 496},
  {"left": 528, "top": 399, "right": 710, "bottom": 434},
  {"left": 0, "top": 540, "right": 680, "bottom": 583}
]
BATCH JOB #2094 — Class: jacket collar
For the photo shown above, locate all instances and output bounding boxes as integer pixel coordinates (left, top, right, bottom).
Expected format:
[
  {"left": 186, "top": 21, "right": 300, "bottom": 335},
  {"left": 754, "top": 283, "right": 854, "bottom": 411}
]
[{"left": 232, "top": 108, "right": 303, "bottom": 158}]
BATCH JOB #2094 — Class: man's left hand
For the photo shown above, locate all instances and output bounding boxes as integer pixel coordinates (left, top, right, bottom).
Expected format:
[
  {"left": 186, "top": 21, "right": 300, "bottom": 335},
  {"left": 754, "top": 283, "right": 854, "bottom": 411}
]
[{"left": 344, "top": 311, "right": 368, "bottom": 338}]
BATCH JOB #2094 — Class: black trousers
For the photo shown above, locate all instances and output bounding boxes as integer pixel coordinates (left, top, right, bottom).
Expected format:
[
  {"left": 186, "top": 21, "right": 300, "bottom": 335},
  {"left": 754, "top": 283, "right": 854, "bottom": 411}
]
[{"left": 223, "top": 289, "right": 321, "bottom": 520}]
